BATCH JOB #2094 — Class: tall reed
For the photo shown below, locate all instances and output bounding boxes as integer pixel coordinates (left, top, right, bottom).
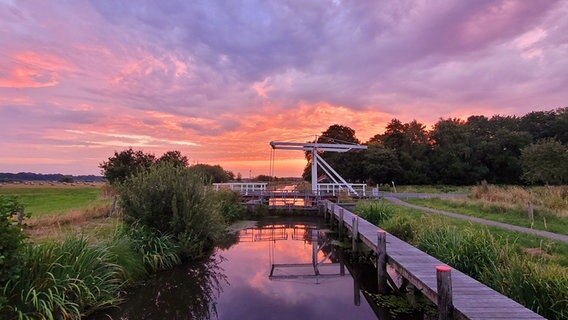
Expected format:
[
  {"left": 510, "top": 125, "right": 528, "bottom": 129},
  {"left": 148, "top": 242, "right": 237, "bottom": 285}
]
[
  {"left": 2, "top": 237, "right": 124, "bottom": 319},
  {"left": 355, "top": 200, "right": 395, "bottom": 226}
]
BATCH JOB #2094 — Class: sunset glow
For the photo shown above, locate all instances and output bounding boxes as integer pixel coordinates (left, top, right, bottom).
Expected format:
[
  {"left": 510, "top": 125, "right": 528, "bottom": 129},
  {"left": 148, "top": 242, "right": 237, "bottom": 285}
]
[{"left": 1, "top": 1, "right": 567, "bottom": 176}]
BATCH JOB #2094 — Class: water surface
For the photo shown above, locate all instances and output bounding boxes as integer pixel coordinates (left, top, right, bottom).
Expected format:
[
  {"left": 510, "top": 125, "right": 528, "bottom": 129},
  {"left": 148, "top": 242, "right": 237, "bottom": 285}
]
[{"left": 96, "top": 217, "right": 378, "bottom": 320}]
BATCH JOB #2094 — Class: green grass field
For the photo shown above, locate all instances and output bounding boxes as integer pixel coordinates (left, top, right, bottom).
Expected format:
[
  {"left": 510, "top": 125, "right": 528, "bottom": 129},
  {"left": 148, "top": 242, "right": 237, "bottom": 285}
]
[
  {"left": 0, "top": 186, "right": 108, "bottom": 217},
  {"left": 406, "top": 198, "right": 568, "bottom": 236}
]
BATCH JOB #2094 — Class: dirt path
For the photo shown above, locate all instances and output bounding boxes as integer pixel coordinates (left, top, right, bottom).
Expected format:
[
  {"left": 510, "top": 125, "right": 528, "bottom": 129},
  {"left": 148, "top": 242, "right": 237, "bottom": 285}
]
[{"left": 385, "top": 196, "right": 568, "bottom": 244}]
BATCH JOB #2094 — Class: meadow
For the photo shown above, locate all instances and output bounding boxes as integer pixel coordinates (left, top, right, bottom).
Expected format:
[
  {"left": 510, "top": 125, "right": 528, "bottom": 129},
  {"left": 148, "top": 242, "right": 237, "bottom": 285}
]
[
  {"left": 406, "top": 185, "right": 568, "bottom": 235},
  {"left": 0, "top": 184, "right": 115, "bottom": 242},
  {"left": 0, "top": 184, "right": 108, "bottom": 217}
]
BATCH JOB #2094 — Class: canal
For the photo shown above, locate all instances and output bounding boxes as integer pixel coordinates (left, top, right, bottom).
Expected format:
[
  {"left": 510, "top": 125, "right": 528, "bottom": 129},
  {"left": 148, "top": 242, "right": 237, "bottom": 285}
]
[{"left": 92, "top": 216, "right": 424, "bottom": 319}]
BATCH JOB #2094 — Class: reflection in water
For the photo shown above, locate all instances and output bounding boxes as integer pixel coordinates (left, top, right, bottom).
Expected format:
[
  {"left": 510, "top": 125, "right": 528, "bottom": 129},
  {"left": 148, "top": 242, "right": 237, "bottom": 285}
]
[
  {"left": 92, "top": 256, "right": 227, "bottom": 320},
  {"left": 95, "top": 217, "right": 378, "bottom": 320}
]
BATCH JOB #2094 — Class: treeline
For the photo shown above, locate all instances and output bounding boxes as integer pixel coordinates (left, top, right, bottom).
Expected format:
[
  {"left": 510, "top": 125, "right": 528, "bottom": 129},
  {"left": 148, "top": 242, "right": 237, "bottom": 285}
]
[
  {"left": 99, "top": 149, "right": 235, "bottom": 184},
  {"left": 303, "top": 108, "right": 568, "bottom": 185},
  {"left": 0, "top": 173, "right": 103, "bottom": 183}
]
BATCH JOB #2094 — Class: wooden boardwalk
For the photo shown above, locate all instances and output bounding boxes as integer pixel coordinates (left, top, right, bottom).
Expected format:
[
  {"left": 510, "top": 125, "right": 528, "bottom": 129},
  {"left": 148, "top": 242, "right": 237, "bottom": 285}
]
[{"left": 322, "top": 200, "right": 545, "bottom": 320}]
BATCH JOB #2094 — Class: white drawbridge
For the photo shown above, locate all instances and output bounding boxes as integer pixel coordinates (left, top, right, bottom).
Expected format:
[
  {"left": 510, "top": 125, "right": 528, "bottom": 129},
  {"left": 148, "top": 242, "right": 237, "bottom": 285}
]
[{"left": 269, "top": 140, "right": 367, "bottom": 196}]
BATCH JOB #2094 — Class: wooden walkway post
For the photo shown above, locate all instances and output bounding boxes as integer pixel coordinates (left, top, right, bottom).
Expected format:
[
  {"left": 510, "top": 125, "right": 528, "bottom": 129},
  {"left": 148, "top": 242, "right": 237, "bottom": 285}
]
[
  {"left": 339, "top": 208, "right": 344, "bottom": 238},
  {"left": 377, "top": 231, "right": 387, "bottom": 293},
  {"left": 436, "top": 265, "right": 453, "bottom": 320},
  {"left": 312, "top": 231, "right": 319, "bottom": 275},
  {"left": 352, "top": 216, "right": 359, "bottom": 253},
  {"left": 330, "top": 203, "right": 335, "bottom": 224}
]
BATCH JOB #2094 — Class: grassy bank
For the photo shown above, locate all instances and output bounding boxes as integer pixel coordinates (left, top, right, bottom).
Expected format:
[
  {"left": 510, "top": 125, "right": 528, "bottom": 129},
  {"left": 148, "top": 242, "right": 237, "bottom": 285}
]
[
  {"left": 382, "top": 185, "right": 471, "bottom": 194},
  {"left": 356, "top": 200, "right": 568, "bottom": 319},
  {"left": 407, "top": 197, "right": 568, "bottom": 235},
  {"left": 1, "top": 164, "right": 246, "bottom": 319}
]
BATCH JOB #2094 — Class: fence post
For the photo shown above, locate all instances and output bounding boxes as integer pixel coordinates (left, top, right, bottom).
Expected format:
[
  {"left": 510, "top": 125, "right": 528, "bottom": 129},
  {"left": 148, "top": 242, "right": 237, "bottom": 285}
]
[
  {"left": 527, "top": 201, "right": 534, "bottom": 222},
  {"left": 352, "top": 216, "right": 359, "bottom": 253},
  {"left": 436, "top": 265, "right": 453, "bottom": 320},
  {"left": 377, "top": 231, "right": 387, "bottom": 293},
  {"left": 339, "top": 208, "right": 344, "bottom": 238}
]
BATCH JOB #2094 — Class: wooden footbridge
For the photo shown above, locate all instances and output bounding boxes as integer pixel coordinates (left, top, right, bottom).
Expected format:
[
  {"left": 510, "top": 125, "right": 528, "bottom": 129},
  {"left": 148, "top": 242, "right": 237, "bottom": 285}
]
[{"left": 320, "top": 200, "right": 545, "bottom": 320}]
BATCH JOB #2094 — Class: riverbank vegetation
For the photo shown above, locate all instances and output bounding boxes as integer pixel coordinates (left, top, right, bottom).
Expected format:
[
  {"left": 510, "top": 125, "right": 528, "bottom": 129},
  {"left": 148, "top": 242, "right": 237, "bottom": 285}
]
[
  {"left": 355, "top": 200, "right": 568, "bottom": 319},
  {"left": 0, "top": 151, "right": 245, "bottom": 319}
]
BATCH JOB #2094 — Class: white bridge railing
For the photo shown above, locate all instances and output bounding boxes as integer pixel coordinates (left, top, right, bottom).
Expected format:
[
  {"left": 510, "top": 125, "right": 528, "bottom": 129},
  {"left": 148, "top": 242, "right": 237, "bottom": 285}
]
[
  {"left": 213, "top": 183, "right": 267, "bottom": 194},
  {"left": 316, "top": 183, "right": 367, "bottom": 196}
]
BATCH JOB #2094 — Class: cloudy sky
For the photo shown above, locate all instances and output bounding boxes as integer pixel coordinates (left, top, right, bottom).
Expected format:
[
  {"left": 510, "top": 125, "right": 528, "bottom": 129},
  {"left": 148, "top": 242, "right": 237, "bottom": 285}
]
[{"left": 1, "top": 0, "right": 567, "bottom": 176}]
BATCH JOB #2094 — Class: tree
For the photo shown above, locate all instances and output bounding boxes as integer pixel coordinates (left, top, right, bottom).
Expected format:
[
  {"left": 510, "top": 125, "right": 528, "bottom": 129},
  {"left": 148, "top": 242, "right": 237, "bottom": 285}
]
[
  {"left": 188, "top": 164, "right": 233, "bottom": 183},
  {"left": 363, "top": 143, "right": 402, "bottom": 184},
  {"left": 429, "top": 118, "right": 482, "bottom": 184},
  {"left": 99, "top": 148, "right": 156, "bottom": 185},
  {"left": 369, "top": 119, "right": 431, "bottom": 184},
  {"left": 157, "top": 150, "right": 189, "bottom": 167},
  {"left": 521, "top": 139, "right": 568, "bottom": 185},
  {"left": 57, "top": 176, "right": 74, "bottom": 183},
  {"left": 302, "top": 124, "right": 362, "bottom": 182}
]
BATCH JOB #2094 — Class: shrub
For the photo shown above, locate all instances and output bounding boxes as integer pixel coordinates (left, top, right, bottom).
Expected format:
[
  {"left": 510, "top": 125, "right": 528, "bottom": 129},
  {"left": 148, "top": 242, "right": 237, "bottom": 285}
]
[
  {"left": 209, "top": 191, "right": 245, "bottom": 223},
  {"left": 252, "top": 203, "right": 269, "bottom": 217},
  {"left": 0, "top": 196, "right": 26, "bottom": 290},
  {"left": 119, "top": 162, "right": 225, "bottom": 258},
  {"left": 355, "top": 200, "right": 394, "bottom": 226}
]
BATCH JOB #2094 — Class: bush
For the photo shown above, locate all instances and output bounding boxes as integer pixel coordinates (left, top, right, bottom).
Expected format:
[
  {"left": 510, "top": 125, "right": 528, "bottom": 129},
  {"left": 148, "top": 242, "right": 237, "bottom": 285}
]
[
  {"left": 119, "top": 162, "right": 225, "bottom": 258},
  {"left": 355, "top": 200, "right": 394, "bottom": 226},
  {"left": 209, "top": 191, "right": 245, "bottom": 223},
  {"left": 0, "top": 196, "right": 26, "bottom": 290}
]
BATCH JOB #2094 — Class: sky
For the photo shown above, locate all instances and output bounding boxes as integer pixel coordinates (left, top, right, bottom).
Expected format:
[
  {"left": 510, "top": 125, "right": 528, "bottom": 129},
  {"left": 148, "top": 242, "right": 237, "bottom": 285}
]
[{"left": 1, "top": 0, "right": 567, "bottom": 177}]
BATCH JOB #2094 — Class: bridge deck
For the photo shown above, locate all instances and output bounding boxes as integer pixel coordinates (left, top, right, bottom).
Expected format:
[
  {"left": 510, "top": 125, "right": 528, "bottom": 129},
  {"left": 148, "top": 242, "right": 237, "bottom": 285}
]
[{"left": 323, "top": 200, "right": 544, "bottom": 320}]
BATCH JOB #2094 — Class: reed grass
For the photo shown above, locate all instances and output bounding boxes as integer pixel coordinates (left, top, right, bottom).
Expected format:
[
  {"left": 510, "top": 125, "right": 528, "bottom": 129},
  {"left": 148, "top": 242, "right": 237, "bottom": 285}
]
[
  {"left": 2, "top": 237, "right": 124, "bottom": 319},
  {"left": 120, "top": 223, "right": 181, "bottom": 273},
  {"left": 377, "top": 208, "right": 568, "bottom": 319},
  {"left": 355, "top": 200, "right": 395, "bottom": 226}
]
